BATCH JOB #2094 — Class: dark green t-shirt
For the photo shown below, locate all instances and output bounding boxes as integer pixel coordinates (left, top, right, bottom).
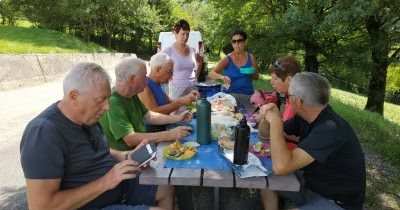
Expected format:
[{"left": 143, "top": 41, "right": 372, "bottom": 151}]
[{"left": 100, "top": 90, "right": 148, "bottom": 151}]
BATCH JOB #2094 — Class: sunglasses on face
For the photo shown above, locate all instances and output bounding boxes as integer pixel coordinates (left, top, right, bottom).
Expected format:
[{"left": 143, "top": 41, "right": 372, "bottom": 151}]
[{"left": 231, "top": 39, "right": 244, "bottom": 44}]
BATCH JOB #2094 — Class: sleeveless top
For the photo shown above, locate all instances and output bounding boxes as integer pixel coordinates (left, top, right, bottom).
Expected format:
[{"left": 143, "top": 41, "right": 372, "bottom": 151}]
[
  {"left": 146, "top": 77, "right": 169, "bottom": 106},
  {"left": 162, "top": 46, "right": 197, "bottom": 88},
  {"left": 223, "top": 52, "right": 254, "bottom": 95}
]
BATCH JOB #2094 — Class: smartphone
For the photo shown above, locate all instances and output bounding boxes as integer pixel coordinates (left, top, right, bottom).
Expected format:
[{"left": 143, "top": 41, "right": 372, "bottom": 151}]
[{"left": 130, "top": 142, "right": 157, "bottom": 168}]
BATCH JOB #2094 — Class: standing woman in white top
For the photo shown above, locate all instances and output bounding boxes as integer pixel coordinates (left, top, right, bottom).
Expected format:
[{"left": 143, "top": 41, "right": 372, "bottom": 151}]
[{"left": 162, "top": 19, "right": 204, "bottom": 100}]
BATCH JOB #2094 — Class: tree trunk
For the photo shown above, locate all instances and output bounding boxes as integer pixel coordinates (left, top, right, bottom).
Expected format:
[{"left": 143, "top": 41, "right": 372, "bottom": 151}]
[
  {"left": 364, "top": 16, "right": 389, "bottom": 115},
  {"left": 106, "top": 33, "right": 112, "bottom": 49},
  {"left": 149, "top": 31, "right": 153, "bottom": 51},
  {"left": 304, "top": 43, "right": 319, "bottom": 72}
]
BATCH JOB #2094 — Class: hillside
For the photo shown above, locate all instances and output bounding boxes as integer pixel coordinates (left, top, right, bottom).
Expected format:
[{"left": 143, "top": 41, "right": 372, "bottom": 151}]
[{"left": 0, "top": 25, "right": 112, "bottom": 53}]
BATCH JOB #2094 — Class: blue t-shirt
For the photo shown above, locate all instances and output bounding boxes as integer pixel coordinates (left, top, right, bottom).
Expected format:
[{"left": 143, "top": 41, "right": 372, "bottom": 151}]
[
  {"left": 223, "top": 52, "right": 254, "bottom": 95},
  {"left": 20, "top": 102, "right": 125, "bottom": 209},
  {"left": 146, "top": 77, "right": 169, "bottom": 106}
]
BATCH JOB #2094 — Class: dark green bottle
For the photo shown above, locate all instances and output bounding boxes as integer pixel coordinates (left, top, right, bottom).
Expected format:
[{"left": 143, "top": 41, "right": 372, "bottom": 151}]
[{"left": 196, "top": 96, "right": 211, "bottom": 145}]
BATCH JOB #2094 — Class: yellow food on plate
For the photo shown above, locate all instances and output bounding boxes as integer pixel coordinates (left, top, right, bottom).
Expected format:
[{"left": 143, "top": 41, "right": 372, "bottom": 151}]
[
  {"left": 183, "top": 150, "right": 196, "bottom": 158},
  {"left": 164, "top": 140, "right": 197, "bottom": 160}
]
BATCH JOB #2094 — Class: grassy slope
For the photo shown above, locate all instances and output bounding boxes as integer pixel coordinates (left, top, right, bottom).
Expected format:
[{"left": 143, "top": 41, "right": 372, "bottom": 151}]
[
  {"left": 254, "top": 74, "right": 400, "bottom": 209},
  {"left": 0, "top": 25, "right": 112, "bottom": 53},
  {"left": 210, "top": 52, "right": 400, "bottom": 209}
]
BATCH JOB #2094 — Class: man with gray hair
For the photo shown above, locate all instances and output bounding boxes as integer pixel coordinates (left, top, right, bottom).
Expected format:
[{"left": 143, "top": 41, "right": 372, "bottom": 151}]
[
  {"left": 100, "top": 57, "right": 193, "bottom": 151},
  {"left": 260, "top": 72, "right": 365, "bottom": 210},
  {"left": 139, "top": 52, "right": 199, "bottom": 114},
  {"left": 20, "top": 62, "right": 174, "bottom": 210}
]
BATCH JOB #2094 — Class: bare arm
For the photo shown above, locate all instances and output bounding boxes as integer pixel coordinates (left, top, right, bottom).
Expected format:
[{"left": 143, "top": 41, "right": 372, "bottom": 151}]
[
  {"left": 26, "top": 160, "right": 140, "bottom": 210},
  {"left": 208, "top": 57, "right": 231, "bottom": 85},
  {"left": 122, "top": 126, "right": 192, "bottom": 146},
  {"left": 138, "top": 87, "right": 196, "bottom": 115},
  {"left": 250, "top": 53, "right": 260, "bottom": 80},
  {"left": 260, "top": 104, "right": 314, "bottom": 175},
  {"left": 121, "top": 111, "right": 193, "bottom": 146},
  {"left": 208, "top": 57, "right": 229, "bottom": 80},
  {"left": 195, "top": 52, "right": 204, "bottom": 79},
  {"left": 110, "top": 148, "right": 130, "bottom": 162}
]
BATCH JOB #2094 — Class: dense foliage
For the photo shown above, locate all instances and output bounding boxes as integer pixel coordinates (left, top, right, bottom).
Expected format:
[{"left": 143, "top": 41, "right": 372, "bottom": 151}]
[{"left": 0, "top": 0, "right": 399, "bottom": 112}]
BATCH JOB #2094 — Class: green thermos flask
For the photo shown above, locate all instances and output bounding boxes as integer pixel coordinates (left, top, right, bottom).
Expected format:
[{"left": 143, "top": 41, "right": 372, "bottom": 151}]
[{"left": 196, "top": 96, "right": 211, "bottom": 145}]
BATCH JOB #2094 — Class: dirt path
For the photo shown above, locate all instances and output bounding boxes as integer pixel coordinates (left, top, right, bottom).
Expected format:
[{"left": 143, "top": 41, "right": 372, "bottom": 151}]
[{"left": 0, "top": 79, "right": 63, "bottom": 209}]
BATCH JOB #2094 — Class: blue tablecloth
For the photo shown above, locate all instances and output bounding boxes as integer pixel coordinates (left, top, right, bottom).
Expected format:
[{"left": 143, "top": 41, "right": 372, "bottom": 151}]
[{"left": 164, "top": 120, "right": 273, "bottom": 171}]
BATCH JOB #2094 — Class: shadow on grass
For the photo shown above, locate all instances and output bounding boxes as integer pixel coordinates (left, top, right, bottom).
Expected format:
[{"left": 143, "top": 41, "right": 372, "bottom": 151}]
[
  {"left": 0, "top": 186, "right": 28, "bottom": 210},
  {"left": 330, "top": 99, "right": 400, "bottom": 209}
]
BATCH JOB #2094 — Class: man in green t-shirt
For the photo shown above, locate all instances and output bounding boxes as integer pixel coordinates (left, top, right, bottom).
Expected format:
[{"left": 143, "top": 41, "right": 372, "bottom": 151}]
[{"left": 100, "top": 57, "right": 193, "bottom": 151}]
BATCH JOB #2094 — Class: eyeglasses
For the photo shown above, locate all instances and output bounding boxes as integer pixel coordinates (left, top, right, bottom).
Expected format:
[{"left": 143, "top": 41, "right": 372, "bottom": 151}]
[
  {"left": 231, "top": 39, "right": 244, "bottom": 44},
  {"left": 273, "top": 61, "right": 286, "bottom": 72},
  {"left": 82, "top": 125, "right": 98, "bottom": 152},
  {"left": 167, "top": 69, "right": 174, "bottom": 75}
]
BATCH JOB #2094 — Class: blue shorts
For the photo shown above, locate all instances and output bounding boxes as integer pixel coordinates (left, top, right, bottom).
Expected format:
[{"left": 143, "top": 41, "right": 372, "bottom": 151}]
[{"left": 102, "top": 177, "right": 157, "bottom": 210}]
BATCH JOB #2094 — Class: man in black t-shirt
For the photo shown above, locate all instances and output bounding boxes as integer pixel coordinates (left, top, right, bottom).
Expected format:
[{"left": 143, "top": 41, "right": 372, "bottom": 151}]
[
  {"left": 260, "top": 72, "right": 365, "bottom": 210},
  {"left": 20, "top": 62, "right": 174, "bottom": 210}
]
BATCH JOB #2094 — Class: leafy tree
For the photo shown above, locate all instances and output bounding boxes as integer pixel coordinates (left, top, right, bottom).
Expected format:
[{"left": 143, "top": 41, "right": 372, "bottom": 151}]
[
  {"left": 0, "top": 0, "right": 19, "bottom": 25},
  {"left": 359, "top": 0, "right": 400, "bottom": 114}
]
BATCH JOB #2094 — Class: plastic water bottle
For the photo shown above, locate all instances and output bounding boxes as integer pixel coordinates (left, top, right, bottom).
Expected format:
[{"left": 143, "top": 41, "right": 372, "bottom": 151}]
[
  {"left": 196, "top": 96, "right": 211, "bottom": 145},
  {"left": 233, "top": 116, "right": 250, "bottom": 165}
]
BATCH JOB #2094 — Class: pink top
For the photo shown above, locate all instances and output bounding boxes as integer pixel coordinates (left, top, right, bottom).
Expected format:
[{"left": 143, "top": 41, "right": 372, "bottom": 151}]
[
  {"left": 162, "top": 46, "right": 197, "bottom": 88},
  {"left": 282, "top": 98, "right": 295, "bottom": 121}
]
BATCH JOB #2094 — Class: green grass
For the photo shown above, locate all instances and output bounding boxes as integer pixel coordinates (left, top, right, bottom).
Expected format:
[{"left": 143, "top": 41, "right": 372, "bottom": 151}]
[
  {"left": 0, "top": 25, "right": 113, "bottom": 53},
  {"left": 252, "top": 74, "right": 400, "bottom": 209}
]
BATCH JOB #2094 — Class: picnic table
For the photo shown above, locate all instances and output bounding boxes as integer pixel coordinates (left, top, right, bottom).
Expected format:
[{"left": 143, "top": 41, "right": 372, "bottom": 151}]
[{"left": 140, "top": 119, "right": 300, "bottom": 209}]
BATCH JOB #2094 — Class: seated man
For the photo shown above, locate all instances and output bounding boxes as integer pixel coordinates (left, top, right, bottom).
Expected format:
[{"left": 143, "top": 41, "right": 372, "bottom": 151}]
[
  {"left": 20, "top": 62, "right": 173, "bottom": 210},
  {"left": 99, "top": 57, "right": 193, "bottom": 151},
  {"left": 260, "top": 72, "right": 366, "bottom": 210},
  {"left": 138, "top": 52, "right": 199, "bottom": 115}
]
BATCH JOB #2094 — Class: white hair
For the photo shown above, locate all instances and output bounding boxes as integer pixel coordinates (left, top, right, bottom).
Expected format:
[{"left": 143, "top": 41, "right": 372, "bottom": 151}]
[
  {"left": 63, "top": 62, "right": 111, "bottom": 96},
  {"left": 288, "top": 72, "right": 331, "bottom": 107},
  {"left": 149, "top": 52, "right": 174, "bottom": 70},
  {"left": 115, "top": 57, "right": 146, "bottom": 82}
]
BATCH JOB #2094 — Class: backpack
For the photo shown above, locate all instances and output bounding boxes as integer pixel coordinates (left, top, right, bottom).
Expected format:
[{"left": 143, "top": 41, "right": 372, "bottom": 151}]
[{"left": 250, "top": 90, "right": 278, "bottom": 107}]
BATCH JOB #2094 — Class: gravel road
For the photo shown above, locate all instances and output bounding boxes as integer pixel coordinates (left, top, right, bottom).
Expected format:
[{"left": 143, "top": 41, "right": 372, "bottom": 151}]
[
  {"left": 0, "top": 79, "right": 64, "bottom": 209},
  {"left": 0, "top": 70, "right": 117, "bottom": 210}
]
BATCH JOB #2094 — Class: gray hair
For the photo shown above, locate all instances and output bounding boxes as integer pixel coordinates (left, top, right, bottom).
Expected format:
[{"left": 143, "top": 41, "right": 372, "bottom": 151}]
[
  {"left": 288, "top": 72, "right": 331, "bottom": 107},
  {"left": 149, "top": 52, "right": 174, "bottom": 70},
  {"left": 115, "top": 57, "right": 146, "bottom": 82},
  {"left": 63, "top": 62, "right": 111, "bottom": 96}
]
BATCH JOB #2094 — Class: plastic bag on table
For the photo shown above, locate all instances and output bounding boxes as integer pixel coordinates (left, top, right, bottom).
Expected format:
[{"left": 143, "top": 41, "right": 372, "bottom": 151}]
[
  {"left": 207, "top": 92, "right": 237, "bottom": 112},
  {"left": 210, "top": 114, "right": 238, "bottom": 140}
]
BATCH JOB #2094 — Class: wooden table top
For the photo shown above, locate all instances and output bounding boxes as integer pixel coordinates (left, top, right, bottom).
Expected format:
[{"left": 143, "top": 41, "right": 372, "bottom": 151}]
[{"left": 140, "top": 142, "right": 300, "bottom": 192}]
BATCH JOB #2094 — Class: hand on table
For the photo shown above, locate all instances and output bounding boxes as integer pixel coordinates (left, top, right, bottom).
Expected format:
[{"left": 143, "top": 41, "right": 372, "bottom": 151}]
[
  {"left": 177, "top": 110, "right": 193, "bottom": 122},
  {"left": 168, "top": 126, "right": 192, "bottom": 140}
]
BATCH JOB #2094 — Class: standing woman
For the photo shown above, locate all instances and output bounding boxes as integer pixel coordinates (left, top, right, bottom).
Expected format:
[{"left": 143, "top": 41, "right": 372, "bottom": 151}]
[
  {"left": 208, "top": 30, "right": 259, "bottom": 113},
  {"left": 162, "top": 19, "right": 204, "bottom": 100}
]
